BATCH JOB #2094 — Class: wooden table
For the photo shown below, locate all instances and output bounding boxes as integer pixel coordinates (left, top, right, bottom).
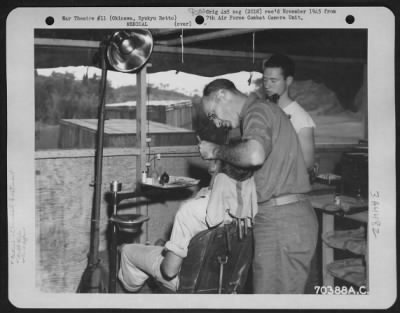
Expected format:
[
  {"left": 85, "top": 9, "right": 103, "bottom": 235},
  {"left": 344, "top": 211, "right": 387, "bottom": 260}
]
[{"left": 308, "top": 192, "right": 368, "bottom": 287}]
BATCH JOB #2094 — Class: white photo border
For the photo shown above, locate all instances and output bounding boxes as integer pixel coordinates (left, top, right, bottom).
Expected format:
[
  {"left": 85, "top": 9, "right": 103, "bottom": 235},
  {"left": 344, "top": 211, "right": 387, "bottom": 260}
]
[{"left": 6, "top": 6, "right": 396, "bottom": 309}]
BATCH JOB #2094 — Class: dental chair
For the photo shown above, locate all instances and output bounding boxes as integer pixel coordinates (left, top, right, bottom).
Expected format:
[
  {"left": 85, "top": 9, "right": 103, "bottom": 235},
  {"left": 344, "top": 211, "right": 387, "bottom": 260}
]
[{"left": 177, "top": 222, "right": 253, "bottom": 294}]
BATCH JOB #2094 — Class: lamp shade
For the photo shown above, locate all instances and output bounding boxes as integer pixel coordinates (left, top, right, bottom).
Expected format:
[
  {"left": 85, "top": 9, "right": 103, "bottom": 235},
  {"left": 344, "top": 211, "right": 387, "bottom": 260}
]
[{"left": 106, "top": 29, "right": 153, "bottom": 73}]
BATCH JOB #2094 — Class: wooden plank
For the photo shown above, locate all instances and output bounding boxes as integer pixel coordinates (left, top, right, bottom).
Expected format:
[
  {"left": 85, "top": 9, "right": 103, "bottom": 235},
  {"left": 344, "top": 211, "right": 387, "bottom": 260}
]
[
  {"left": 362, "top": 64, "right": 368, "bottom": 140},
  {"left": 35, "top": 146, "right": 201, "bottom": 160},
  {"left": 35, "top": 143, "right": 354, "bottom": 160},
  {"left": 135, "top": 65, "right": 148, "bottom": 243},
  {"left": 365, "top": 230, "right": 369, "bottom": 291},
  {"left": 35, "top": 38, "right": 366, "bottom": 64},
  {"left": 321, "top": 214, "right": 335, "bottom": 287},
  {"left": 152, "top": 29, "right": 183, "bottom": 36},
  {"left": 310, "top": 194, "right": 368, "bottom": 223},
  {"left": 136, "top": 67, "right": 147, "bottom": 166},
  {"left": 60, "top": 119, "right": 98, "bottom": 131},
  {"left": 153, "top": 45, "right": 366, "bottom": 64},
  {"left": 35, "top": 37, "right": 100, "bottom": 48},
  {"left": 341, "top": 211, "right": 368, "bottom": 224},
  {"left": 61, "top": 119, "right": 194, "bottom": 134},
  {"left": 157, "top": 29, "right": 263, "bottom": 46}
]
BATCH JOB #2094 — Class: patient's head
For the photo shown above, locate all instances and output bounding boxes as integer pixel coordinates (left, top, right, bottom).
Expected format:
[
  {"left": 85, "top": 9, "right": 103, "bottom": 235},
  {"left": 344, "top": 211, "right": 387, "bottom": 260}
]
[{"left": 210, "top": 137, "right": 253, "bottom": 182}]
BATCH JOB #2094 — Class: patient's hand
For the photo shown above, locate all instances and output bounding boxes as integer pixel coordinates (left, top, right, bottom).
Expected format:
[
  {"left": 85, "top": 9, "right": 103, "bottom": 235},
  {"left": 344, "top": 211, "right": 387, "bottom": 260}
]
[{"left": 207, "top": 160, "right": 221, "bottom": 188}]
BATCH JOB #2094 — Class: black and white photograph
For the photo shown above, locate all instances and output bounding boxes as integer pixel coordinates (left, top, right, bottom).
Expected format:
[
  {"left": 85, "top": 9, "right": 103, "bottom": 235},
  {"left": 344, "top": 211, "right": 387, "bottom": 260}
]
[{"left": 6, "top": 6, "right": 396, "bottom": 310}]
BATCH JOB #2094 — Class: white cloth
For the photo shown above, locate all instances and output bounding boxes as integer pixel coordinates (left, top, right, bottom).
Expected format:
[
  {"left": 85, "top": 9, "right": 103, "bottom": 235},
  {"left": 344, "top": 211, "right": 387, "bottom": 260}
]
[
  {"left": 165, "top": 174, "right": 258, "bottom": 258},
  {"left": 206, "top": 173, "right": 258, "bottom": 227},
  {"left": 282, "top": 101, "right": 315, "bottom": 133}
]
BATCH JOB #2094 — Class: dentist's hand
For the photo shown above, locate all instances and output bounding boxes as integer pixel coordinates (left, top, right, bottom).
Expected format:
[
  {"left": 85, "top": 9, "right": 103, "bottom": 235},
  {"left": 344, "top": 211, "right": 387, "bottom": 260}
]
[{"left": 198, "top": 140, "right": 219, "bottom": 160}]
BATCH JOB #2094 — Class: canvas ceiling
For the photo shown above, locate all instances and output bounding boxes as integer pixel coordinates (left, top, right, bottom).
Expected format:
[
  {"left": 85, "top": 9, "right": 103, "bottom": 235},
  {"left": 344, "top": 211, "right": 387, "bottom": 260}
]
[{"left": 34, "top": 28, "right": 367, "bottom": 77}]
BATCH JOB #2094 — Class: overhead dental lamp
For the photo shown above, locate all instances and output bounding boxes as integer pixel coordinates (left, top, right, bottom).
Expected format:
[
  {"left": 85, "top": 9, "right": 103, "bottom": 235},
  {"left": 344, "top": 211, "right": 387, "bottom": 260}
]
[{"left": 106, "top": 29, "right": 153, "bottom": 72}]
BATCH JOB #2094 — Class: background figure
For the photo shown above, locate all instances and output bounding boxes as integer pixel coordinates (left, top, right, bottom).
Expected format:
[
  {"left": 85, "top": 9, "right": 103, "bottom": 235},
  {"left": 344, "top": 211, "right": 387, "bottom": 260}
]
[{"left": 262, "top": 54, "right": 316, "bottom": 173}]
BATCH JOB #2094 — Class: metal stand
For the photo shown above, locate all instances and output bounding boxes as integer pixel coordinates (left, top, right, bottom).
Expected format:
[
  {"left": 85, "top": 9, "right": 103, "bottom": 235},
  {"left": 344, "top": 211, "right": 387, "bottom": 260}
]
[
  {"left": 108, "top": 181, "right": 122, "bottom": 293},
  {"left": 77, "top": 42, "right": 109, "bottom": 293},
  {"left": 107, "top": 181, "right": 150, "bottom": 293}
]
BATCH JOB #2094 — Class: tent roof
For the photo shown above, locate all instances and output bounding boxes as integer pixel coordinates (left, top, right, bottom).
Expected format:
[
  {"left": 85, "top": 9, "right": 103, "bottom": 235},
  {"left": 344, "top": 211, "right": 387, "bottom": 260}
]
[{"left": 35, "top": 28, "right": 367, "bottom": 77}]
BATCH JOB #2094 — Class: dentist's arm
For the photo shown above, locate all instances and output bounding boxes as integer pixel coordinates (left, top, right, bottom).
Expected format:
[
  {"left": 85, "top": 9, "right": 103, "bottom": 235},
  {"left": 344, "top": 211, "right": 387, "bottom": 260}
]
[{"left": 198, "top": 138, "right": 267, "bottom": 168}]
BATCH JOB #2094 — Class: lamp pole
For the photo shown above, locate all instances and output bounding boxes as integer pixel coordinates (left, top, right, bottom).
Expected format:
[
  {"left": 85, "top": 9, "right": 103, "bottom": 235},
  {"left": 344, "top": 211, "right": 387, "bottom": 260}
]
[{"left": 78, "top": 40, "right": 109, "bottom": 293}]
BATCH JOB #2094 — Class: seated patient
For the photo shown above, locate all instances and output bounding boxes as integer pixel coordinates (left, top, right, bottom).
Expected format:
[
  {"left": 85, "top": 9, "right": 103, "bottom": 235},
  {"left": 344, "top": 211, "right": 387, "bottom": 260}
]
[{"left": 118, "top": 155, "right": 257, "bottom": 293}]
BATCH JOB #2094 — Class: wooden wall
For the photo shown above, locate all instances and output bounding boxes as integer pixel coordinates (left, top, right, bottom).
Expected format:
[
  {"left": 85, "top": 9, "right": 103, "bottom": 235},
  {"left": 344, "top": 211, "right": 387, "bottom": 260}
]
[
  {"left": 166, "top": 104, "right": 193, "bottom": 129},
  {"left": 58, "top": 120, "right": 197, "bottom": 149},
  {"left": 106, "top": 105, "right": 166, "bottom": 123},
  {"left": 35, "top": 147, "right": 205, "bottom": 292},
  {"left": 105, "top": 104, "right": 193, "bottom": 130}
]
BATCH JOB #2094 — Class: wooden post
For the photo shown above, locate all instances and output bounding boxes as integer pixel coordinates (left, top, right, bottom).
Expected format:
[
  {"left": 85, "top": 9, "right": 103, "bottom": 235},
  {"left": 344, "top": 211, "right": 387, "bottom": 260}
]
[
  {"left": 136, "top": 65, "right": 149, "bottom": 244},
  {"left": 321, "top": 213, "right": 335, "bottom": 287},
  {"left": 136, "top": 65, "right": 148, "bottom": 195},
  {"left": 361, "top": 63, "right": 368, "bottom": 140}
]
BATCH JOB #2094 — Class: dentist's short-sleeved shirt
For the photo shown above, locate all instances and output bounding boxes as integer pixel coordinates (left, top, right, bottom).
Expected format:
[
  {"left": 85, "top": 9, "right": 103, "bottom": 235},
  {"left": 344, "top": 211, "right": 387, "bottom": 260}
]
[{"left": 239, "top": 95, "right": 311, "bottom": 203}]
